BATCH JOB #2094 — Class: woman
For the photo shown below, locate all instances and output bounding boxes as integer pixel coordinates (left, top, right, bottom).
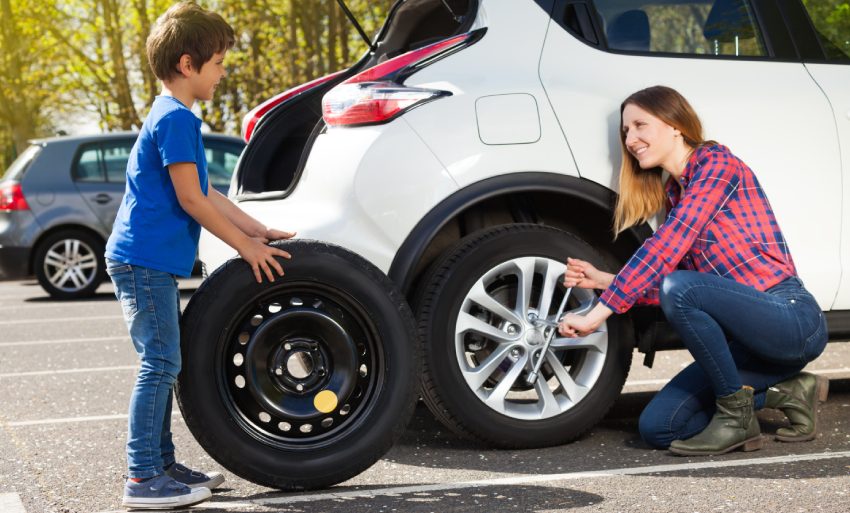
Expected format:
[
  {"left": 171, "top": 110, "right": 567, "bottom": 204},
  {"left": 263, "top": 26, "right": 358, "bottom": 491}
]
[{"left": 558, "top": 85, "right": 828, "bottom": 455}]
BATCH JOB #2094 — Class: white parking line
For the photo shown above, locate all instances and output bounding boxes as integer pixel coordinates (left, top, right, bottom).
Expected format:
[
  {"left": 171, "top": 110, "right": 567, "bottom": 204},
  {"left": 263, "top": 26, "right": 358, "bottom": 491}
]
[
  {"left": 0, "top": 493, "right": 27, "bottom": 513},
  {"left": 623, "top": 368, "right": 850, "bottom": 388},
  {"left": 0, "top": 365, "right": 136, "bottom": 379},
  {"left": 249, "top": 450, "right": 850, "bottom": 506},
  {"left": 0, "top": 315, "right": 123, "bottom": 325},
  {"left": 88, "top": 449, "right": 850, "bottom": 513},
  {"left": 0, "top": 336, "right": 128, "bottom": 347},
  {"left": 5, "top": 412, "right": 180, "bottom": 427}
]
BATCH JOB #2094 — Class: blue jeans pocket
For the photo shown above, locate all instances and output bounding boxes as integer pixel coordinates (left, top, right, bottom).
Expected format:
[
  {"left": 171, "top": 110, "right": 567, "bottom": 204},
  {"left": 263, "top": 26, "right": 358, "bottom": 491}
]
[{"left": 107, "top": 261, "right": 138, "bottom": 320}]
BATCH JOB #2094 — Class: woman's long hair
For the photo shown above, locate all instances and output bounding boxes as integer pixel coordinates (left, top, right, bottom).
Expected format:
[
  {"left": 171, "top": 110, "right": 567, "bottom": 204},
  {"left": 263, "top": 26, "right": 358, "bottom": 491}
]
[{"left": 613, "top": 86, "right": 710, "bottom": 236}]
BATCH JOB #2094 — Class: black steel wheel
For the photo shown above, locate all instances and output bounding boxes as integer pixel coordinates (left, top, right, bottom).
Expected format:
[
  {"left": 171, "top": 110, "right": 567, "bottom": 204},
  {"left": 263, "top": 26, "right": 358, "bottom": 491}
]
[{"left": 177, "top": 240, "right": 419, "bottom": 490}]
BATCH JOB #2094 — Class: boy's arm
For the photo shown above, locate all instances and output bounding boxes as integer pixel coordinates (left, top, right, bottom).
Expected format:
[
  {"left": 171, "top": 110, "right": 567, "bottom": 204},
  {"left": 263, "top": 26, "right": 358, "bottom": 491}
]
[
  {"left": 207, "top": 188, "right": 295, "bottom": 241},
  {"left": 169, "top": 162, "right": 290, "bottom": 283}
]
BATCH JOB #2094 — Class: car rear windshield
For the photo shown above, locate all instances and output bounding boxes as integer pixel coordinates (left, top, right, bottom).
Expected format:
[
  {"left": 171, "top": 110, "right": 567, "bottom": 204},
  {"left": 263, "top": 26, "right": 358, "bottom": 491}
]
[{"left": 2, "top": 145, "right": 42, "bottom": 181}]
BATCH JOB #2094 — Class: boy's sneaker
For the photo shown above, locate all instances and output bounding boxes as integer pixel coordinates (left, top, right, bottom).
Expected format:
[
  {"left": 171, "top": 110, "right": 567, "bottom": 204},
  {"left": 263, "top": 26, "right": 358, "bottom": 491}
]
[
  {"left": 122, "top": 474, "right": 211, "bottom": 510},
  {"left": 165, "top": 463, "right": 225, "bottom": 490}
]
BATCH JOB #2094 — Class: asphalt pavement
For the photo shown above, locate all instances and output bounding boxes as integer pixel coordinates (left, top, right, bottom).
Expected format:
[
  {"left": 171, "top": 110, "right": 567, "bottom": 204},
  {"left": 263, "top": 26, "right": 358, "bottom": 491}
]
[{"left": 1, "top": 278, "right": 849, "bottom": 513}]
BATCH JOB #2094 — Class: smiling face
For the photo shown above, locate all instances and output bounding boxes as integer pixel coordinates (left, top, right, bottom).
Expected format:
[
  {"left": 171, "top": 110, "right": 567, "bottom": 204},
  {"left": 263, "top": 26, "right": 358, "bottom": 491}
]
[
  {"left": 621, "top": 103, "right": 682, "bottom": 172},
  {"left": 189, "top": 50, "right": 227, "bottom": 101}
]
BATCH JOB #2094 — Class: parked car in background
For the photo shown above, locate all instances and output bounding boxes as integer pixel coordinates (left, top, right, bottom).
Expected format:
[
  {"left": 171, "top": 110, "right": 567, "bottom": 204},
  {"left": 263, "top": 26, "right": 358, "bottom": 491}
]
[
  {"left": 185, "top": 0, "right": 850, "bottom": 491},
  {"left": 0, "top": 131, "right": 245, "bottom": 299}
]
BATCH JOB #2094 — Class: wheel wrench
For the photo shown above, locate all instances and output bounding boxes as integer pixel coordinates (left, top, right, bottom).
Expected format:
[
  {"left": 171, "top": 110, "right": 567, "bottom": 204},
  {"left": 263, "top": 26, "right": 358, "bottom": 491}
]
[{"left": 526, "top": 287, "right": 572, "bottom": 386}]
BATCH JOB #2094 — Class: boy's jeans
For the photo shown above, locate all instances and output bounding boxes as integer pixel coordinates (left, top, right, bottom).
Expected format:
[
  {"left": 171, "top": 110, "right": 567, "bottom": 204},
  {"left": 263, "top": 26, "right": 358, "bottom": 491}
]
[
  {"left": 639, "top": 271, "right": 828, "bottom": 449},
  {"left": 107, "top": 259, "right": 181, "bottom": 478}
]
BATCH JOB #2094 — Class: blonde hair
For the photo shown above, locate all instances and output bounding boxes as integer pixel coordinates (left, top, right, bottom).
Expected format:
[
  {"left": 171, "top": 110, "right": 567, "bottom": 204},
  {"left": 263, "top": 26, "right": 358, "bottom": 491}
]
[
  {"left": 613, "top": 86, "right": 710, "bottom": 236},
  {"left": 146, "top": 1, "right": 235, "bottom": 81}
]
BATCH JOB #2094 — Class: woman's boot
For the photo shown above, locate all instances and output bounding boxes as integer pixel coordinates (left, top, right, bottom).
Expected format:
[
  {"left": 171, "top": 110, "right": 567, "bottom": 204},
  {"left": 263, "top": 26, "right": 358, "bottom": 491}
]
[
  {"left": 765, "top": 372, "right": 829, "bottom": 442},
  {"left": 669, "top": 386, "right": 762, "bottom": 456}
]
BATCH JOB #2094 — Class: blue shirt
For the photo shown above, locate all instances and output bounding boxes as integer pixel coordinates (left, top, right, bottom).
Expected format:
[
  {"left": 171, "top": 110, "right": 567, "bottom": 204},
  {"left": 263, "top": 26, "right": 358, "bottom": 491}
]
[{"left": 106, "top": 96, "right": 209, "bottom": 277}]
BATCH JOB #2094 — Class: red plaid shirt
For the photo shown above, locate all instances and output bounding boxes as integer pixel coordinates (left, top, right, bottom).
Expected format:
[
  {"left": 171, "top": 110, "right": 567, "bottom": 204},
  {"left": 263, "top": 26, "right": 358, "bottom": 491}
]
[{"left": 599, "top": 144, "right": 797, "bottom": 314}]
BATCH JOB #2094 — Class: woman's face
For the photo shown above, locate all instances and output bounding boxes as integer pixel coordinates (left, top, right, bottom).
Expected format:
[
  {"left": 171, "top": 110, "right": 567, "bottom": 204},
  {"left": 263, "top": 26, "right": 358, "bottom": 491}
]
[{"left": 621, "top": 103, "right": 680, "bottom": 170}]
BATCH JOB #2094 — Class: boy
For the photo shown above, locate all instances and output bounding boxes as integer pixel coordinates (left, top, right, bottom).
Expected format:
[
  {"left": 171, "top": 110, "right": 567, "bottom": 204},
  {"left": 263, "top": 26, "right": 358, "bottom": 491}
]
[{"left": 105, "top": 2, "right": 294, "bottom": 509}]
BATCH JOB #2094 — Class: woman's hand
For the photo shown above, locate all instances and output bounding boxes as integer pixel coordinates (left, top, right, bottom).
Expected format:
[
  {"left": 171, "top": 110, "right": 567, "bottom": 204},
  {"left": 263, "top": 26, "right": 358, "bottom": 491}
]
[
  {"left": 557, "top": 303, "right": 614, "bottom": 338},
  {"left": 563, "top": 257, "right": 614, "bottom": 290}
]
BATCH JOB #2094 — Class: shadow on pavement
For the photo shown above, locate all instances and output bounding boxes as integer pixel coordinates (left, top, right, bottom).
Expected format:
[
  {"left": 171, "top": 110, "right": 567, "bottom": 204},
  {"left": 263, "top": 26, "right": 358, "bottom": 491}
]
[
  {"left": 382, "top": 380, "right": 850, "bottom": 480},
  {"left": 216, "top": 485, "right": 603, "bottom": 513}
]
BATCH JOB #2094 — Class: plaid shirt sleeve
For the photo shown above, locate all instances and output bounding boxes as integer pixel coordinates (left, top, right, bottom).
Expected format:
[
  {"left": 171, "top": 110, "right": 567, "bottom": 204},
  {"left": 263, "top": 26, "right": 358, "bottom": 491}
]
[{"left": 599, "top": 149, "right": 742, "bottom": 313}]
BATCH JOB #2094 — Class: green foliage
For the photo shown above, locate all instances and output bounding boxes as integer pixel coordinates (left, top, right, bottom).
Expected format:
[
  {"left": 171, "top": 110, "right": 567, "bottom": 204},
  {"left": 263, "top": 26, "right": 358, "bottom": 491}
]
[{"left": 0, "top": 0, "right": 393, "bottom": 171}]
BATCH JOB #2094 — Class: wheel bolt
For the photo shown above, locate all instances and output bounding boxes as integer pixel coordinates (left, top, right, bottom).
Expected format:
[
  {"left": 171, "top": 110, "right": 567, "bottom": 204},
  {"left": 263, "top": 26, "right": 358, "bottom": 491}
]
[
  {"left": 275, "top": 368, "right": 283, "bottom": 376},
  {"left": 507, "top": 324, "right": 519, "bottom": 335},
  {"left": 510, "top": 348, "right": 521, "bottom": 358},
  {"left": 296, "top": 384, "right": 304, "bottom": 391}
]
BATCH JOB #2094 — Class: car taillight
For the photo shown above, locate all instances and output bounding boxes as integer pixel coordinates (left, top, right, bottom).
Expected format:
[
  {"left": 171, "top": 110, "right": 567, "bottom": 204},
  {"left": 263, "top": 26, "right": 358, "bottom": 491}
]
[
  {"left": 322, "top": 29, "right": 485, "bottom": 127},
  {"left": 241, "top": 70, "right": 346, "bottom": 142},
  {"left": 0, "top": 182, "right": 29, "bottom": 211}
]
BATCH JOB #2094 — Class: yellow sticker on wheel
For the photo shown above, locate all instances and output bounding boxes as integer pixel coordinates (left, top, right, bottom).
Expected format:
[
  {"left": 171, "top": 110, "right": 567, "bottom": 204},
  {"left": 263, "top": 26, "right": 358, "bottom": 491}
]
[{"left": 314, "top": 390, "right": 338, "bottom": 413}]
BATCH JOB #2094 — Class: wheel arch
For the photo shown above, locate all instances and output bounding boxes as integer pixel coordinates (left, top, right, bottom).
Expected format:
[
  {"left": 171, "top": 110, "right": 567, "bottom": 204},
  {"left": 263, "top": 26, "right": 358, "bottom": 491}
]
[
  {"left": 388, "top": 172, "right": 652, "bottom": 298},
  {"left": 29, "top": 224, "right": 106, "bottom": 275}
]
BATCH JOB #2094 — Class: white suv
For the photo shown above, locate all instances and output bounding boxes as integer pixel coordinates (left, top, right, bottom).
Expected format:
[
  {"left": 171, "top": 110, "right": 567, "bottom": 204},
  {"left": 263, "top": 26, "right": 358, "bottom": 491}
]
[{"left": 180, "top": 0, "right": 850, "bottom": 490}]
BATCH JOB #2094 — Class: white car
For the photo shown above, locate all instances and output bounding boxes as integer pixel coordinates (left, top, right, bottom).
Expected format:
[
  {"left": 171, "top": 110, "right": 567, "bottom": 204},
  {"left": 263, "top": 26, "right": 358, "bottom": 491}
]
[{"left": 180, "top": 0, "right": 850, "bottom": 490}]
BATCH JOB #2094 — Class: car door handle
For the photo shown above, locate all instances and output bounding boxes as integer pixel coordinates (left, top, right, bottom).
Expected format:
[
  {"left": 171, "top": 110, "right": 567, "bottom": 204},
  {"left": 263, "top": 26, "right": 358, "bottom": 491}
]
[{"left": 92, "top": 193, "right": 112, "bottom": 204}]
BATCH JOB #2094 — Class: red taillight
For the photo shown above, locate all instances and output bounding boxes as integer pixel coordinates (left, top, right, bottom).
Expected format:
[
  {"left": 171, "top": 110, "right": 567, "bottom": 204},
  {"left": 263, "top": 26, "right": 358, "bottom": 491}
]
[
  {"left": 322, "top": 29, "right": 485, "bottom": 127},
  {"left": 242, "top": 70, "right": 346, "bottom": 142},
  {"left": 0, "top": 182, "right": 29, "bottom": 211}
]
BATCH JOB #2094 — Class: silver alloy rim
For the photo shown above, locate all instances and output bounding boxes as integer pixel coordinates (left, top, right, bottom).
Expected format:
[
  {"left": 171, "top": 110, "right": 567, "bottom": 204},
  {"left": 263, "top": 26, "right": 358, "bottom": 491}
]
[
  {"left": 43, "top": 238, "right": 98, "bottom": 292},
  {"left": 455, "top": 256, "right": 607, "bottom": 420}
]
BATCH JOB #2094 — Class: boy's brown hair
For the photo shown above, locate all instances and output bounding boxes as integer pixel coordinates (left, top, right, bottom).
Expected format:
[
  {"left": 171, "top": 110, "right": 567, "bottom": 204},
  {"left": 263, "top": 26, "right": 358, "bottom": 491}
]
[{"left": 146, "top": 1, "right": 235, "bottom": 81}]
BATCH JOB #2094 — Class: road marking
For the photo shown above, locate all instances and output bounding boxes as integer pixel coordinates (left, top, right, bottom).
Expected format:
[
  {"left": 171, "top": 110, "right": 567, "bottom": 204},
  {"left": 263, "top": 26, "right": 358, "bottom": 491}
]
[
  {"left": 0, "top": 365, "right": 136, "bottom": 379},
  {"left": 623, "top": 368, "right": 850, "bottom": 388},
  {"left": 247, "top": 450, "right": 850, "bottom": 506},
  {"left": 5, "top": 412, "right": 180, "bottom": 427},
  {"left": 0, "top": 493, "right": 27, "bottom": 513},
  {"left": 0, "top": 336, "right": 128, "bottom": 348},
  {"left": 0, "top": 315, "right": 123, "bottom": 325}
]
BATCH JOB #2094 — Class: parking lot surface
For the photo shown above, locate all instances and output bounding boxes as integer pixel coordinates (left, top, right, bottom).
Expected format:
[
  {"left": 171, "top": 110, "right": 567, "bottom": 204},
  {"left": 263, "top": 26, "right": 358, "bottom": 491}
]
[{"left": 1, "top": 278, "right": 849, "bottom": 513}]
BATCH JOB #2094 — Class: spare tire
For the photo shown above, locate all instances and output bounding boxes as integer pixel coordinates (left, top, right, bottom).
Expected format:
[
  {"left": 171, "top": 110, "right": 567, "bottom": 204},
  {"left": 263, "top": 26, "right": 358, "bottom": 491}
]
[{"left": 176, "top": 240, "right": 419, "bottom": 490}]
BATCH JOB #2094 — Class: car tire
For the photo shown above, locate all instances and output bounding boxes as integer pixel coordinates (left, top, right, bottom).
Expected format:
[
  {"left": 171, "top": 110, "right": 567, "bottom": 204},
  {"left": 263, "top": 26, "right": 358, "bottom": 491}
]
[
  {"left": 33, "top": 229, "right": 105, "bottom": 300},
  {"left": 176, "top": 240, "right": 419, "bottom": 490},
  {"left": 416, "top": 224, "right": 632, "bottom": 448}
]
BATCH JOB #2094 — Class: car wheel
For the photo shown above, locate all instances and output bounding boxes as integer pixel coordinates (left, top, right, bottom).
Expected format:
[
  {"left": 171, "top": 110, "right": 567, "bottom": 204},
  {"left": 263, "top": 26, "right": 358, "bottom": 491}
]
[
  {"left": 33, "top": 229, "right": 105, "bottom": 299},
  {"left": 416, "top": 224, "right": 632, "bottom": 448},
  {"left": 176, "top": 240, "right": 419, "bottom": 490}
]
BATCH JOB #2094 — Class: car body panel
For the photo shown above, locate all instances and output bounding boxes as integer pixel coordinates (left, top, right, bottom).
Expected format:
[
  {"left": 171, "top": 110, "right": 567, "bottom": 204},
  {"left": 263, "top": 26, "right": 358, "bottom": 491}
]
[
  {"left": 200, "top": 119, "right": 457, "bottom": 273},
  {"left": 537, "top": 6, "right": 843, "bottom": 309},
  {"left": 806, "top": 62, "right": 850, "bottom": 309}
]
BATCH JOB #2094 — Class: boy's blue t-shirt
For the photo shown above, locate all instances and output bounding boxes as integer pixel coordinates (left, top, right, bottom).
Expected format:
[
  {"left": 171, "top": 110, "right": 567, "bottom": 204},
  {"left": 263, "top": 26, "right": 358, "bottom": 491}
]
[{"left": 106, "top": 96, "right": 209, "bottom": 277}]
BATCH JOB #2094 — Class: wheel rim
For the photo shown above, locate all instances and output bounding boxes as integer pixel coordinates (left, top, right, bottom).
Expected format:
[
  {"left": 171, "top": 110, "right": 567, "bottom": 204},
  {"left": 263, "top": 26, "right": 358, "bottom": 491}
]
[
  {"left": 218, "top": 281, "right": 381, "bottom": 448},
  {"left": 454, "top": 256, "right": 607, "bottom": 420},
  {"left": 42, "top": 238, "right": 99, "bottom": 292}
]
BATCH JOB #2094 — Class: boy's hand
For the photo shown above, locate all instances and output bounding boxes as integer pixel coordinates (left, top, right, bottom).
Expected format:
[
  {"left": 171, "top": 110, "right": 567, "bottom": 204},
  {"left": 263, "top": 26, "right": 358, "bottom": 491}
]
[
  {"left": 238, "top": 238, "right": 292, "bottom": 283},
  {"left": 265, "top": 228, "right": 296, "bottom": 241}
]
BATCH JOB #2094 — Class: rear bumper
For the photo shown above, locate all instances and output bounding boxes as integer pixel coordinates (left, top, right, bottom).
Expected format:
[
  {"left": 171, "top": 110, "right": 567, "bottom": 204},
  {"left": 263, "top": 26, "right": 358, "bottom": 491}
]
[{"left": 0, "top": 246, "right": 31, "bottom": 280}]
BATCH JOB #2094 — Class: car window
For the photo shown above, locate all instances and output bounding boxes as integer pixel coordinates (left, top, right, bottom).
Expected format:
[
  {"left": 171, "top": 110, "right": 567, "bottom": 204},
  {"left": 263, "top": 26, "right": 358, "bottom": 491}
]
[
  {"left": 2, "top": 144, "right": 41, "bottom": 181},
  {"left": 801, "top": 0, "right": 850, "bottom": 62},
  {"left": 591, "top": 0, "right": 765, "bottom": 57},
  {"left": 204, "top": 141, "right": 243, "bottom": 188},
  {"left": 73, "top": 141, "right": 133, "bottom": 183},
  {"left": 74, "top": 146, "right": 106, "bottom": 182},
  {"left": 101, "top": 143, "right": 133, "bottom": 182}
]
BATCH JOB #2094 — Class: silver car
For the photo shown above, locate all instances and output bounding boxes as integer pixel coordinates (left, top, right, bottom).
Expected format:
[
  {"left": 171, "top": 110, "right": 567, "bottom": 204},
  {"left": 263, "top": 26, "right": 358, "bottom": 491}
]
[{"left": 0, "top": 132, "right": 244, "bottom": 299}]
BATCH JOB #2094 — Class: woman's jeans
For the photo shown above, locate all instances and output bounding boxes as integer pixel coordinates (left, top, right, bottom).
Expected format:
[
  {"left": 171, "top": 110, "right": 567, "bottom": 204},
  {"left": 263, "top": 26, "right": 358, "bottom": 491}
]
[
  {"left": 107, "top": 259, "right": 181, "bottom": 478},
  {"left": 639, "top": 271, "right": 827, "bottom": 449}
]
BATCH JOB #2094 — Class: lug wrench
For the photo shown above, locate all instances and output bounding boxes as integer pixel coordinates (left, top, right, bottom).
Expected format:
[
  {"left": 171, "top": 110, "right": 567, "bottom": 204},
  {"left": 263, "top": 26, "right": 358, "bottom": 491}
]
[{"left": 526, "top": 287, "right": 572, "bottom": 386}]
